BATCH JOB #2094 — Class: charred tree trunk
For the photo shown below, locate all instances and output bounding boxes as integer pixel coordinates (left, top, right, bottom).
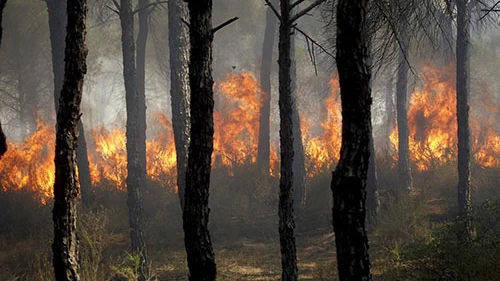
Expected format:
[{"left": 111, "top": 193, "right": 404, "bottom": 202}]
[
  {"left": 0, "top": 0, "right": 6, "bottom": 158},
  {"left": 119, "top": 0, "right": 148, "bottom": 279},
  {"left": 395, "top": 19, "right": 412, "bottom": 193},
  {"left": 46, "top": 0, "right": 92, "bottom": 204},
  {"left": 278, "top": 0, "right": 298, "bottom": 280},
  {"left": 366, "top": 134, "right": 379, "bottom": 223},
  {"left": 168, "top": 0, "right": 190, "bottom": 211},
  {"left": 0, "top": 122, "right": 6, "bottom": 158},
  {"left": 257, "top": 0, "right": 278, "bottom": 175},
  {"left": 456, "top": 0, "right": 473, "bottom": 241},
  {"left": 52, "top": 0, "right": 87, "bottom": 279},
  {"left": 332, "top": 0, "right": 372, "bottom": 280},
  {"left": 183, "top": 1, "right": 217, "bottom": 280},
  {"left": 290, "top": 33, "right": 306, "bottom": 217}
]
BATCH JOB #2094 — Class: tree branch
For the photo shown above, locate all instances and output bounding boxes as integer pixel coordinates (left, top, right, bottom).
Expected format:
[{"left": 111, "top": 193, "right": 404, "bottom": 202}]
[
  {"left": 291, "top": 0, "right": 326, "bottom": 22},
  {"left": 291, "top": 0, "right": 307, "bottom": 9},
  {"left": 181, "top": 18, "right": 190, "bottom": 28},
  {"left": 480, "top": 1, "right": 500, "bottom": 20},
  {"left": 212, "top": 17, "right": 239, "bottom": 35},
  {"left": 106, "top": 4, "right": 120, "bottom": 15},
  {"left": 133, "top": 0, "right": 168, "bottom": 15},
  {"left": 294, "top": 26, "right": 335, "bottom": 59},
  {"left": 264, "top": 0, "right": 281, "bottom": 21}
]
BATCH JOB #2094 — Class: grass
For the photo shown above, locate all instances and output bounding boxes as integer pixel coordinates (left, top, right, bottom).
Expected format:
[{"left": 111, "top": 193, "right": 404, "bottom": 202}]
[{"left": 1, "top": 165, "right": 500, "bottom": 280}]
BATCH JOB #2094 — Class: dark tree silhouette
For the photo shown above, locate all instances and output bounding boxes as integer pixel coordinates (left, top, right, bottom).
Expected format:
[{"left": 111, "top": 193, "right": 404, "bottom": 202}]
[
  {"left": 332, "top": 0, "right": 372, "bottom": 280},
  {"left": 456, "top": 0, "right": 473, "bottom": 240},
  {"left": 183, "top": 1, "right": 217, "bottom": 280},
  {"left": 395, "top": 13, "right": 413, "bottom": 193},
  {"left": 168, "top": 0, "right": 190, "bottom": 210},
  {"left": 44, "top": 0, "right": 92, "bottom": 204},
  {"left": 257, "top": 0, "right": 278, "bottom": 175},
  {"left": 0, "top": 0, "right": 6, "bottom": 157},
  {"left": 52, "top": 0, "right": 87, "bottom": 279},
  {"left": 118, "top": 0, "right": 148, "bottom": 278}
]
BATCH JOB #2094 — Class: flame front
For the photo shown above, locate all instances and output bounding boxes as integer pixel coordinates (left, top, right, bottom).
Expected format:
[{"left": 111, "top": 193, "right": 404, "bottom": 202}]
[{"left": 390, "top": 64, "right": 500, "bottom": 170}]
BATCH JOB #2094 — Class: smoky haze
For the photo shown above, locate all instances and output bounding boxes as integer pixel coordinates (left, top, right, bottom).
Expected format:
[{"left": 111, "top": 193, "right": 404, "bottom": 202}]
[{"left": 1, "top": 0, "right": 500, "bottom": 280}]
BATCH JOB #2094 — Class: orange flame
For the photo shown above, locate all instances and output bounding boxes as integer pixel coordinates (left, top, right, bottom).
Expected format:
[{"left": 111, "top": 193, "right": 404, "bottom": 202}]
[{"left": 390, "top": 64, "right": 500, "bottom": 170}]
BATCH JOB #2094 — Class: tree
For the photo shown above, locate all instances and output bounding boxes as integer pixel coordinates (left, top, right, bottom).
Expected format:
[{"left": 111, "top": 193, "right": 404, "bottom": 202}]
[
  {"left": 44, "top": 0, "right": 93, "bottom": 203},
  {"left": 118, "top": 0, "right": 148, "bottom": 278},
  {"left": 395, "top": 10, "right": 413, "bottom": 192},
  {"left": 168, "top": 0, "right": 190, "bottom": 210},
  {"left": 257, "top": 0, "right": 278, "bottom": 175},
  {"left": 52, "top": 0, "right": 87, "bottom": 278},
  {"left": 456, "top": 0, "right": 473, "bottom": 240},
  {"left": 0, "top": 0, "right": 6, "bottom": 158},
  {"left": 332, "top": 0, "right": 372, "bottom": 280}
]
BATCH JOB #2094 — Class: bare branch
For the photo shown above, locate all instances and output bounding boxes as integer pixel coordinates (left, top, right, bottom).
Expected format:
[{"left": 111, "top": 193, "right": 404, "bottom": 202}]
[
  {"left": 264, "top": 0, "right": 281, "bottom": 21},
  {"left": 294, "top": 26, "right": 335, "bottom": 59},
  {"left": 291, "top": 0, "right": 326, "bottom": 22},
  {"left": 212, "top": 17, "right": 239, "bottom": 35},
  {"left": 106, "top": 4, "right": 120, "bottom": 15},
  {"left": 181, "top": 18, "right": 190, "bottom": 28},
  {"left": 291, "top": 0, "right": 307, "bottom": 9},
  {"left": 133, "top": 0, "right": 168, "bottom": 15},
  {"left": 112, "top": 0, "right": 120, "bottom": 11},
  {"left": 480, "top": 0, "right": 500, "bottom": 20}
]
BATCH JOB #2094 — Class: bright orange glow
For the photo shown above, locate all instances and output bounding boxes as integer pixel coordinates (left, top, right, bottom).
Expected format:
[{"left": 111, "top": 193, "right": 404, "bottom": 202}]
[
  {"left": 390, "top": 64, "right": 500, "bottom": 170},
  {"left": 2, "top": 69, "right": 498, "bottom": 203},
  {"left": 302, "top": 76, "right": 342, "bottom": 178}
]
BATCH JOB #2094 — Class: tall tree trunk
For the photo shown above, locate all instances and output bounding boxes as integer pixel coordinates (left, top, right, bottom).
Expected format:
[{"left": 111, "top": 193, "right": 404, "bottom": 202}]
[
  {"left": 0, "top": 0, "right": 6, "bottom": 158},
  {"left": 183, "top": 1, "right": 216, "bottom": 280},
  {"left": 456, "top": 0, "right": 473, "bottom": 241},
  {"left": 278, "top": 0, "right": 298, "bottom": 280},
  {"left": 290, "top": 32, "right": 306, "bottom": 217},
  {"left": 168, "top": 0, "right": 190, "bottom": 211},
  {"left": 119, "top": 0, "right": 148, "bottom": 279},
  {"left": 257, "top": 0, "right": 278, "bottom": 175},
  {"left": 395, "top": 19, "right": 412, "bottom": 193},
  {"left": 332, "top": 0, "right": 372, "bottom": 280},
  {"left": 366, "top": 134, "right": 379, "bottom": 223},
  {"left": 46, "top": 0, "right": 92, "bottom": 204},
  {"left": 52, "top": 0, "right": 87, "bottom": 279}
]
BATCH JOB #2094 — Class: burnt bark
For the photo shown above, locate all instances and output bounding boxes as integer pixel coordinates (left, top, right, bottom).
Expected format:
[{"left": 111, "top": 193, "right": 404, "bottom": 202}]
[
  {"left": 45, "top": 0, "right": 92, "bottom": 204},
  {"left": 52, "top": 0, "right": 87, "bottom": 279},
  {"left": 332, "top": 0, "right": 372, "bottom": 280},
  {"left": 257, "top": 0, "right": 278, "bottom": 175},
  {"left": 168, "top": 0, "right": 190, "bottom": 211},
  {"left": 0, "top": 0, "right": 6, "bottom": 158},
  {"left": 456, "top": 0, "right": 473, "bottom": 241},
  {"left": 119, "top": 0, "right": 148, "bottom": 278},
  {"left": 0, "top": 0, "right": 6, "bottom": 46},
  {"left": 290, "top": 33, "right": 306, "bottom": 217},
  {"left": 0, "top": 122, "right": 6, "bottom": 158},
  {"left": 278, "top": 0, "right": 298, "bottom": 280},
  {"left": 395, "top": 18, "right": 413, "bottom": 193},
  {"left": 183, "top": 1, "right": 216, "bottom": 280}
]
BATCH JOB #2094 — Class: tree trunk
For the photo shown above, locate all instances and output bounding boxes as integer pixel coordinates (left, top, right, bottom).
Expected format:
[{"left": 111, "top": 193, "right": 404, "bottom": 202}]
[
  {"left": 257, "top": 0, "right": 278, "bottom": 175},
  {"left": 119, "top": 0, "right": 148, "bottom": 279},
  {"left": 0, "top": 0, "right": 6, "bottom": 158},
  {"left": 0, "top": 121, "right": 6, "bottom": 158},
  {"left": 456, "top": 0, "right": 473, "bottom": 241},
  {"left": 52, "top": 0, "right": 87, "bottom": 279},
  {"left": 46, "top": 0, "right": 92, "bottom": 204},
  {"left": 183, "top": 1, "right": 216, "bottom": 280},
  {"left": 290, "top": 32, "right": 306, "bottom": 217},
  {"left": 395, "top": 19, "right": 413, "bottom": 193},
  {"left": 168, "top": 0, "right": 190, "bottom": 211},
  {"left": 332, "top": 0, "right": 372, "bottom": 280},
  {"left": 278, "top": 0, "right": 298, "bottom": 280},
  {"left": 366, "top": 134, "right": 379, "bottom": 223}
]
